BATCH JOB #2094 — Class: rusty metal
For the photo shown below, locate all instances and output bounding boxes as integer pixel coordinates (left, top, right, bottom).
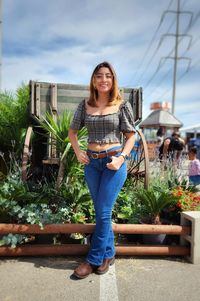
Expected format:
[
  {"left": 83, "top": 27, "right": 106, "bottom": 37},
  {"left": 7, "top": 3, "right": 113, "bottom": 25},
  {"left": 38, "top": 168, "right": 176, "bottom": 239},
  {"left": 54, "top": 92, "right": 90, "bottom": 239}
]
[
  {"left": 0, "top": 223, "right": 191, "bottom": 257},
  {"left": 128, "top": 130, "right": 149, "bottom": 188},
  {"left": 0, "top": 244, "right": 190, "bottom": 257},
  {"left": 0, "top": 223, "right": 190, "bottom": 236}
]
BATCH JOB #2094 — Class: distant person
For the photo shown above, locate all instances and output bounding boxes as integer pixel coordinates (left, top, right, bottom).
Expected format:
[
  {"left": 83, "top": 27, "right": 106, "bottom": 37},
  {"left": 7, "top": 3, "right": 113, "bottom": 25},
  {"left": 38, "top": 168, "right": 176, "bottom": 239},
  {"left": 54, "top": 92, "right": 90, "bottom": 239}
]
[
  {"left": 156, "top": 127, "right": 164, "bottom": 147},
  {"left": 159, "top": 131, "right": 185, "bottom": 162},
  {"left": 156, "top": 127, "right": 164, "bottom": 138},
  {"left": 188, "top": 147, "right": 200, "bottom": 186}
]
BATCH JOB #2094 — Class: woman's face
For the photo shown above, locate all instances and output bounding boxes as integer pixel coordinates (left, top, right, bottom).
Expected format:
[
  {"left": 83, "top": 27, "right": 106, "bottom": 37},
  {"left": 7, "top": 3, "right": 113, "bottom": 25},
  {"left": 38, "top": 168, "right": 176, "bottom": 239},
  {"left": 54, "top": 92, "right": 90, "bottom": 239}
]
[{"left": 93, "top": 67, "right": 113, "bottom": 95}]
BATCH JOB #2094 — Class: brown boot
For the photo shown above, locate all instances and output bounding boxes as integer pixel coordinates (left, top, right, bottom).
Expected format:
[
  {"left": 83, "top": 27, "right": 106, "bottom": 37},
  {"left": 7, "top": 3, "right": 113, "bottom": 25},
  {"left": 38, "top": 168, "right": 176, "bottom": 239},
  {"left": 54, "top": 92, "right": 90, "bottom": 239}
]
[
  {"left": 73, "top": 262, "right": 97, "bottom": 279},
  {"left": 96, "top": 257, "right": 115, "bottom": 275}
]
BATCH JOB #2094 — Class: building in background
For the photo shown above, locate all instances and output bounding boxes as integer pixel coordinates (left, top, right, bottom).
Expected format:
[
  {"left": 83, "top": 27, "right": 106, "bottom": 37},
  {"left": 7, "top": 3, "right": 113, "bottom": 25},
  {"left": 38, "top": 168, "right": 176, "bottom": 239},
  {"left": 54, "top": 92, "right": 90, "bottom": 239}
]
[
  {"left": 139, "top": 102, "right": 183, "bottom": 160},
  {"left": 180, "top": 124, "right": 200, "bottom": 159}
]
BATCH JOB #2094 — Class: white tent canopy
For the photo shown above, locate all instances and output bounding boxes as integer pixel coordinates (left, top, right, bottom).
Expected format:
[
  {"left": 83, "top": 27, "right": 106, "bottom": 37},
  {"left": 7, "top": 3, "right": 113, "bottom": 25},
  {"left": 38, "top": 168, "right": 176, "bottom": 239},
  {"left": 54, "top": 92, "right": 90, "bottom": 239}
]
[{"left": 180, "top": 123, "right": 200, "bottom": 132}]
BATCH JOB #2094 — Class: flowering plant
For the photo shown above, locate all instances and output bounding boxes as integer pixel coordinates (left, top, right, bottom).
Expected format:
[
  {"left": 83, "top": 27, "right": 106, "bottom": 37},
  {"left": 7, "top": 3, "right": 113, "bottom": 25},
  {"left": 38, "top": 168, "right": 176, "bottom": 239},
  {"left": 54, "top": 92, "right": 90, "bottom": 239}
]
[{"left": 172, "top": 187, "right": 200, "bottom": 211}]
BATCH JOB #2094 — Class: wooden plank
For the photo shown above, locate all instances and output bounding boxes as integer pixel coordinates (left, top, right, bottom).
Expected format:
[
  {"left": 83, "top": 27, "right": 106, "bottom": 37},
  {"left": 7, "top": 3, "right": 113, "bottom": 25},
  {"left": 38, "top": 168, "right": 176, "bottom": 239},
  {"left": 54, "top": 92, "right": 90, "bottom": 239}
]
[
  {"left": 51, "top": 84, "right": 57, "bottom": 111},
  {"left": 35, "top": 83, "right": 41, "bottom": 118},
  {"left": 38, "top": 82, "right": 89, "bottom": 91},
  {"left": 42, "top": 158, "right": 60, "bottom": 165},
  {"left": 39, "top": 87, "right": 89, "bottom": 97},
  {"left": 57, "top": 90, "right": 90, "bottom": 97},
  {"left": 57, "top": 103, "right": 79, "bottom": 114},
  {"left": 44, "top": 96, "right": 86, "bottom": 103},
  {"left": 56, "top": 83, "right": 90, "bottom": 90},
  {"left": 40, "top": 100, "right": 80, "bottom": 117},
  {"left": 30, "top": 80, "right": 35, "bottom": 115}
]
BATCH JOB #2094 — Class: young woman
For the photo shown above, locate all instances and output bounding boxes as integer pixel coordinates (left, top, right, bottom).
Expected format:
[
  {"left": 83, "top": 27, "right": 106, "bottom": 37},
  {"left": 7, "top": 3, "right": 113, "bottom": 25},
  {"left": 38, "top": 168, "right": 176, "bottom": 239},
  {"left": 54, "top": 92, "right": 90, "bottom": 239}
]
[{"left": 68, "top": 61, "right": 135, "bottom": 279}]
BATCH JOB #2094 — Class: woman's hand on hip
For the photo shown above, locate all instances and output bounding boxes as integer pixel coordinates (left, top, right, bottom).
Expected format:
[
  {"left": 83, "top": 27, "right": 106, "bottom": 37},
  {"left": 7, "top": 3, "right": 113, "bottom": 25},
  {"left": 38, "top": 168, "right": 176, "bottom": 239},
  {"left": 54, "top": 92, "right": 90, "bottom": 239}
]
[
  {"left": 77, "top": 151, "right": 90, "bottom": 165},
  {"left": 106, "top": 156, "right": 125, "bottom": 170}
]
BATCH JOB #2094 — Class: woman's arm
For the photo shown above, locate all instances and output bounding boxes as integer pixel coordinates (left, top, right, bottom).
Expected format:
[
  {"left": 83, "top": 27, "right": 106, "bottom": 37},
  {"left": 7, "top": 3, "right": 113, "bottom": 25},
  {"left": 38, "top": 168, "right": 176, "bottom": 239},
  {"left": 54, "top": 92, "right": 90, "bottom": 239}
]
[
  {"left": 106, "top": 132, "right": 135, "bottom": 170},
  {"left": 68, "top": 128, "right": 90, "bottom": 165},
  {"left": 121, "top": 132, "right": 136, "bottom": 157}
]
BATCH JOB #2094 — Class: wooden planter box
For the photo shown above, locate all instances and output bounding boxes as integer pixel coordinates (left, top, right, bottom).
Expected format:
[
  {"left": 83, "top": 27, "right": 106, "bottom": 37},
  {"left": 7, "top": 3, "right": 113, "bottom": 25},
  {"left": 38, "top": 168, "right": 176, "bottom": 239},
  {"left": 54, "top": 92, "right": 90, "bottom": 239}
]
[{"left": 0, "top": 223, "right": 190, "bottom": 257}]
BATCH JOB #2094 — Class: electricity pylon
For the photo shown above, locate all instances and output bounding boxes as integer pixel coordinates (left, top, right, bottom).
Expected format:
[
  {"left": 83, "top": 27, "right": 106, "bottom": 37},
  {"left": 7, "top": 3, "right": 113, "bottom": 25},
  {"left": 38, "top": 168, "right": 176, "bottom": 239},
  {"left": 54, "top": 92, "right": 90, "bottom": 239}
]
[{"left": 159, "top": 0, "right": 193, "bottom": 114}]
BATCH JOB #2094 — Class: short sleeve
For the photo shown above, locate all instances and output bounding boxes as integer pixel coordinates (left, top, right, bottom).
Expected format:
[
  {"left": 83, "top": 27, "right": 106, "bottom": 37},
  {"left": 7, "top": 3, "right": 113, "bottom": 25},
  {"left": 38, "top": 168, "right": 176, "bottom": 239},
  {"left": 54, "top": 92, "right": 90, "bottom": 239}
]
[
  {"left": 120, "top": 101, "right": 136, "bottom": 133},
  {"left": 70, "top": 100, "right": 85, "bottom": 130}
]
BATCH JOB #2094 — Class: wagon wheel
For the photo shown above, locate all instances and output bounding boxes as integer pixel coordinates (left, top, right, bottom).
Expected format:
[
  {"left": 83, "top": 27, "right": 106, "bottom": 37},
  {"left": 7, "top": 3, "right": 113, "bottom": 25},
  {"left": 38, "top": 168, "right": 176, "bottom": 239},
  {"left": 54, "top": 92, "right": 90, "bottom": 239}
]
[
  {"left": 127, "top": 129, "right": 149, "bottom": 188},
  {"left": 22, "top": 126, "right": 33, "bottom": 181}
]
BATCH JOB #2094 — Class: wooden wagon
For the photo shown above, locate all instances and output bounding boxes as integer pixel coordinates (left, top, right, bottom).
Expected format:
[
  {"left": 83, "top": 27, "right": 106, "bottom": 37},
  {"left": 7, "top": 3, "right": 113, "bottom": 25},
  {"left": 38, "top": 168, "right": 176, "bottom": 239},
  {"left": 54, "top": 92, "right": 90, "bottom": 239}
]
[{"left": 22, "top": 81, "right": 149, "bottom": 188}]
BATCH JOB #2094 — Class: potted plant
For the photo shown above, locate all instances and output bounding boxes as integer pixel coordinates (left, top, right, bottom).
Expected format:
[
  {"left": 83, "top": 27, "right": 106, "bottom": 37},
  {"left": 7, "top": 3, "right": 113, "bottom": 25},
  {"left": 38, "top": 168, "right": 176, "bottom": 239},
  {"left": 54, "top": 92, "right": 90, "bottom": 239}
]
[{"left": 133, "top": 186, "right": 179, "bottom": 244}]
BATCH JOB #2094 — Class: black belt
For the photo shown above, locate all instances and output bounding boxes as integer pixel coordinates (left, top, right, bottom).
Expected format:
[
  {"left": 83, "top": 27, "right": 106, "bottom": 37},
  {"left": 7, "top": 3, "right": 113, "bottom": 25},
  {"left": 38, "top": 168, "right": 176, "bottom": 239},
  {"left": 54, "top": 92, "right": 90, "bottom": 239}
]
[{"left": 87, "top": 149, "right": 122, "bottom": 159}]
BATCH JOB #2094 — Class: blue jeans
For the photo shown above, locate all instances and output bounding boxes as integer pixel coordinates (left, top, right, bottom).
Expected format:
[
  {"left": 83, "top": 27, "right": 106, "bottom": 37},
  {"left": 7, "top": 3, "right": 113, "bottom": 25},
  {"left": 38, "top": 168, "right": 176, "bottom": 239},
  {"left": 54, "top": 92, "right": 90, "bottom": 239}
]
[
  {"left": 84, "top": 145, "right": 127, "bottom": 266},
  {"left": 189, "top": 175, "right": 200, "bottom": 186}
]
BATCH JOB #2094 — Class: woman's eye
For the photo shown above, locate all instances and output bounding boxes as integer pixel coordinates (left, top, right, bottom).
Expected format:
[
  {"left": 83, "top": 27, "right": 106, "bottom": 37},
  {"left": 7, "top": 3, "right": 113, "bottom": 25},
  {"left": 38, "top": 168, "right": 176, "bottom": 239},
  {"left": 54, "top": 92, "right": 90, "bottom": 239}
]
[{"left": 95, "top": 74, "right": 113, "bottom": 80}]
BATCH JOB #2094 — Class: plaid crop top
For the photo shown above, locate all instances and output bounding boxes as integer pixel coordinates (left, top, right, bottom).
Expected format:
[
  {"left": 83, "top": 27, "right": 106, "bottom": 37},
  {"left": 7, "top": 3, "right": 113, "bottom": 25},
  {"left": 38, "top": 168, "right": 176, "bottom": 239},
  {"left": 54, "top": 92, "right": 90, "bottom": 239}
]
[{"left": 70, "top": 99, "right": 136, "bottom": 144}]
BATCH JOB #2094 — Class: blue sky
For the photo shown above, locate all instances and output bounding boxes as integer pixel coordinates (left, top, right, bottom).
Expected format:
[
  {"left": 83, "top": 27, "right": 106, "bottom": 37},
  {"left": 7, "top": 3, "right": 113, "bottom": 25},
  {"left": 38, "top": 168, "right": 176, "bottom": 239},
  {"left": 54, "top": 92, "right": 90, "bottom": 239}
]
[{"left": 1, "top": 0, "right": 200, "bottom": 128}]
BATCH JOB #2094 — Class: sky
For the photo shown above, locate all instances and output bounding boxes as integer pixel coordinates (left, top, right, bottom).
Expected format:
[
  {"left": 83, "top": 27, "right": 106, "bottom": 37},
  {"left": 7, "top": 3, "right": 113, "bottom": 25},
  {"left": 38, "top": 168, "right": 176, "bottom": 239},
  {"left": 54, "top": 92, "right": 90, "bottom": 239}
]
[{"left": 1, "top": 0, "right": 200, "bottom": 129}]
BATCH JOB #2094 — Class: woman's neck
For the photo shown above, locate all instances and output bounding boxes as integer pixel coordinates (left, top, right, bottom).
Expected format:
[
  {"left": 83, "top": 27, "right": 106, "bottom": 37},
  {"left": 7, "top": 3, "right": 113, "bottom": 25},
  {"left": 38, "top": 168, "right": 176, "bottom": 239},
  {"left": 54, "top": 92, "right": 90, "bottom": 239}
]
[{"left": 97, "top": 93, "right": 110, "bottom": 106}]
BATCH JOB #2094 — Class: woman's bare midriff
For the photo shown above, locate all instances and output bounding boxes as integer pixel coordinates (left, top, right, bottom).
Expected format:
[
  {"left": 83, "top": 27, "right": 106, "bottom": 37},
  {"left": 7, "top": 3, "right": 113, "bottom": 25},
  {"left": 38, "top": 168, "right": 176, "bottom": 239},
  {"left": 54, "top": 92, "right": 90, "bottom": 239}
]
[{"left": 88, "top": 143, "right": 121, "bottom": 152}]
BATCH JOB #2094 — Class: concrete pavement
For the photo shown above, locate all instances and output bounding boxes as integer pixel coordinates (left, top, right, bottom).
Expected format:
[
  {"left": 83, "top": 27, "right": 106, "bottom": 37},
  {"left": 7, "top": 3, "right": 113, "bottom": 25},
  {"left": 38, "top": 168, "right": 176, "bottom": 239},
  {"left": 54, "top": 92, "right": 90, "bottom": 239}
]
[{"left": 1, "top": 256, "right": 200, "bottom": 301}]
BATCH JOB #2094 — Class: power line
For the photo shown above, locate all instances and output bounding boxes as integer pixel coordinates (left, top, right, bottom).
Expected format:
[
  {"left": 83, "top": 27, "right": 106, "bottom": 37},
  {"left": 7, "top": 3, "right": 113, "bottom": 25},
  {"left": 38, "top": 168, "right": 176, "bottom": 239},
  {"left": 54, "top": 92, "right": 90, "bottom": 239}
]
[
  {"left": 144, "top": 68, "right": 172, "bottom": 100},
  {"left": 134, "top": 19, "right": 176, "bottom": 86},
  {"left": 143, "top": 7, "right": 200, "bottom": 93},
  {"left": 134, "top": 1, "right": 176, "bottom": 86},
  {"left": 147, "top": 56, "right": 200, "bottom": 102},
  {"left": 125, "top": 0, "right": 174, "bottom": 87},
  {"left": 144, "top": 22, "right": 200, "bottom": 102},
  {"left": 133, "top": 0, "right": 191, "bottom": 87},
  {"left": 142, "top": 0, "right": 196, "bottom": 115}
]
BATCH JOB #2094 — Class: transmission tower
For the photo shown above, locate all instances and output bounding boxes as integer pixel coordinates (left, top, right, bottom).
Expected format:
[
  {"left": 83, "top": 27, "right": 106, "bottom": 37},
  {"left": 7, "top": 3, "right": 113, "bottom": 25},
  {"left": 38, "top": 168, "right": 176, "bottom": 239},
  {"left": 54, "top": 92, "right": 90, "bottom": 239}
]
[{"left": 159, "top": 0, "right": 193, "bottom": 114}]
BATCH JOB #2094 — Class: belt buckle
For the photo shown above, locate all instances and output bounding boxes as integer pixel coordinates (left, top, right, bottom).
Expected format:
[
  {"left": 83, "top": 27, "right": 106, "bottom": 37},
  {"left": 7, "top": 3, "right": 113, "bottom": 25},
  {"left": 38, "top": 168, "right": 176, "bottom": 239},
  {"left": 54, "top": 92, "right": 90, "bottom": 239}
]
[{"left": 91, "top": 153, "right": 99, "bottom": 159}]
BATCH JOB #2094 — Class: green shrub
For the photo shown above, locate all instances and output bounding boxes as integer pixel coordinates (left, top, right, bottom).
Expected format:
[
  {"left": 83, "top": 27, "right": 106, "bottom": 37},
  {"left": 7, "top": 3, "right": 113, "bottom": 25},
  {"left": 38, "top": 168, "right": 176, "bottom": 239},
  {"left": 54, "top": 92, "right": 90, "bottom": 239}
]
[{"left": 0, "top": 83, "right": 29, "bottom": 158}]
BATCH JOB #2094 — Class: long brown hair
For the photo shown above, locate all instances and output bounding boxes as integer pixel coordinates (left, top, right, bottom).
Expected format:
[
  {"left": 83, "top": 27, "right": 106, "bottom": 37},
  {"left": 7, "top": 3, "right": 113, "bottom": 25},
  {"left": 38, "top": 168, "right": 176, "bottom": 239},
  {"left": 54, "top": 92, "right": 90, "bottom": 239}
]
[{"left": 88, "top": 61, "right": 122, "bottom": 107}]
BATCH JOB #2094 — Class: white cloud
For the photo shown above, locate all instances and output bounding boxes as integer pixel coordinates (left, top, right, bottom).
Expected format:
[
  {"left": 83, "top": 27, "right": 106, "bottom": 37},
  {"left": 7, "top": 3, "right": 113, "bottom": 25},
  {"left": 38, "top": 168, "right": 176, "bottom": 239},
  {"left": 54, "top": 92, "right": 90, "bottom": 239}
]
[{"left": 1, "top": 0, "right": 200, "bottom": 129}]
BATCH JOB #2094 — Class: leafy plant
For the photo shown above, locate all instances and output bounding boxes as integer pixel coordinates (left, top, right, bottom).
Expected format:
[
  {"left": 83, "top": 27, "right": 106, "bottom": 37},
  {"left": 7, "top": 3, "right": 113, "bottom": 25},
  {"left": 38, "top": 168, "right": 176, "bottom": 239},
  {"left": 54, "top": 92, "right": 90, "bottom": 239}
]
[
  {"left": 0, "top": 233, "right": 34, "bottom": 248},
  {"left": 59, "top": 176, "right": 95, "bottom": 223},
  {"left": 113, "top": 183, "right": 147, "bottom": 224},
  {"left": 168, "top": 177, "right": 199, "bottom": 193},
  {"left": 38, "top": 110, "right": 88, "bottom": 189},
  {"left": 133, "top": 187, "right": 179, "bottom": 224},
  {"left": 0, "top": 153, "right": 95, "bottom": 226},
  {"left": 0, "top": 84, "right": 29, "bottom": 158}
]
